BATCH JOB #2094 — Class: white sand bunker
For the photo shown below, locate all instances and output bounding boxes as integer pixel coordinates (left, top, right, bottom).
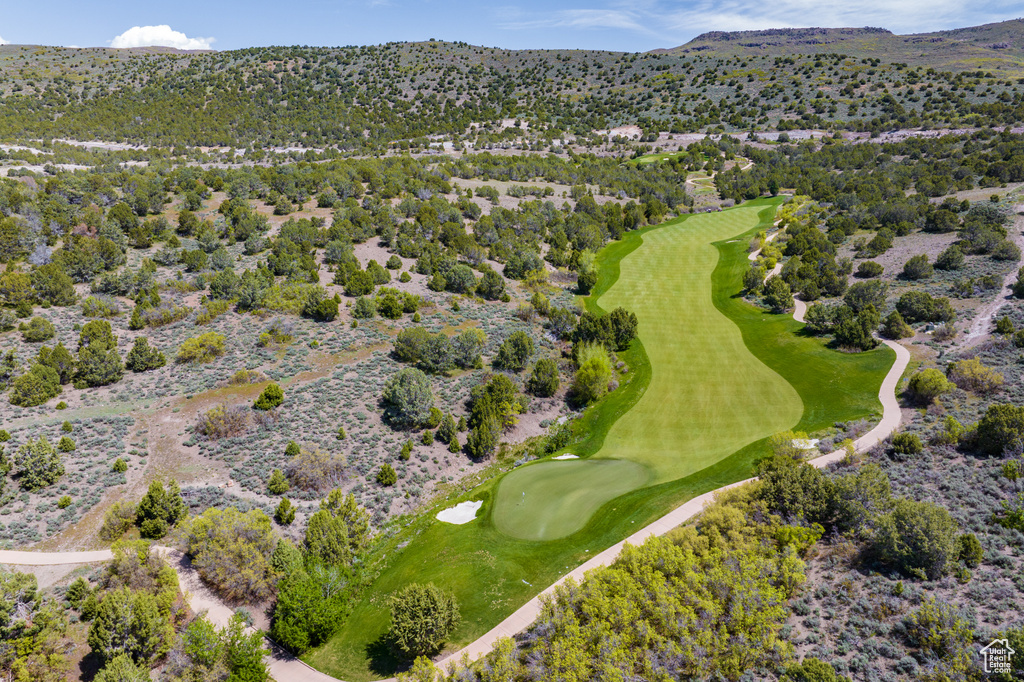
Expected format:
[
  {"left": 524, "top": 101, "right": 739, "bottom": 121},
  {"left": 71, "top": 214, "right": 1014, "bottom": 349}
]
[
  {"left": 552, "top": 454, "right": 579, "bottom": 460},
  {"left": 436, "top": 501, "right": 482, "bottom": 525},
  {"left": 792, "top": 438, "right": 821, "bottom": 450}
]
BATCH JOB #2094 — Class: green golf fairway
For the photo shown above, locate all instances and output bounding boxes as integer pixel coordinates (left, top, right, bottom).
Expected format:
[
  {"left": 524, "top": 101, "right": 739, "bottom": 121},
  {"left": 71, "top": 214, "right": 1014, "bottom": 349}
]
[
  {"left": 493, "top": 459, "right": 648, "bottom": 540},
  {"left": 492, "top": 206, "right": 803, "bottom": 541},
  {"left": 306, "top": 199, "right": 893, "bottom": 682}
]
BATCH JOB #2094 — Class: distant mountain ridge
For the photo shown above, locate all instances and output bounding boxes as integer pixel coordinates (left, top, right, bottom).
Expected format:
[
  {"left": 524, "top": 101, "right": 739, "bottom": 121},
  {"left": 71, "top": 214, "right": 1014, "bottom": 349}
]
[
  {"left": 666, "top": 18, "right": 1024, "bottom": 64},
  {"left": 687, "top": 26, "right": 892, "bottom": 46}
]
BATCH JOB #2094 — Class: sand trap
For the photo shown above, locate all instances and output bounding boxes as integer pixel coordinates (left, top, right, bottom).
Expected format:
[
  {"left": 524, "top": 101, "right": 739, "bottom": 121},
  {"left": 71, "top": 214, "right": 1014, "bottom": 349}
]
[
  {"left": 792, "top": 438, "right": 820, "bottom": 450},
  {"left": 552, "top": 454, "right": 579, "bottom": 460},
  {"left": 436, "top": 501, "right": 482, "bottom": 525}
]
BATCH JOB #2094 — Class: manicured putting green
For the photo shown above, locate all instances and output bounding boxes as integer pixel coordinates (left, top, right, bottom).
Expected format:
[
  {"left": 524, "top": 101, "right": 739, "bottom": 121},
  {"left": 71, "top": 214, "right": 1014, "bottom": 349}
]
[
  {"left": 493, "top": 460, "right": 648, "bottom": 540},
  {"left": 493, "top": 206, "right": 803, "bottom": 541}
]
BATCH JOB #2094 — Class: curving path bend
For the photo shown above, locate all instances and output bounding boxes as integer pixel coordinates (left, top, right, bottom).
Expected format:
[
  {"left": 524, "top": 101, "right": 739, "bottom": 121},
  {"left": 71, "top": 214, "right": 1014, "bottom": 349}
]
[{"left": 0, "top": 242, "right": 911, "bottom": 682}]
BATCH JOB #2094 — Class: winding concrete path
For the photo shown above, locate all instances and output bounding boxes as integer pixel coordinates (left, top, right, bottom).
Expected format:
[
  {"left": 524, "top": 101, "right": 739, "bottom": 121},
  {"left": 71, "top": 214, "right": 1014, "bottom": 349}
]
[{"left": 0, "top": 224, "right": 911, "bottom": 682}]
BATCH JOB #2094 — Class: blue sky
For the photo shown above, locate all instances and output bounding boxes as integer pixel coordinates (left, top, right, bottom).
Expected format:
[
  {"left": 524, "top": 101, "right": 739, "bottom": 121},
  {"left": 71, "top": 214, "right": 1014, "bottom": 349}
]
[{"left": 1, "top": 0, "right": 1022, "bottom": 52}]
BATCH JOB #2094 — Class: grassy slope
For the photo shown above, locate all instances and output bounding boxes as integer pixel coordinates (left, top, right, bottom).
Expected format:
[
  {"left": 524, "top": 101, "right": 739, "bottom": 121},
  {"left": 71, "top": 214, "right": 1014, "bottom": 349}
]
[
  {"left": 306, "top": 198, "right": 892, "bottom": 681},
  {"left": 493, "top": 206, "right": 802, "bottom": 541}
]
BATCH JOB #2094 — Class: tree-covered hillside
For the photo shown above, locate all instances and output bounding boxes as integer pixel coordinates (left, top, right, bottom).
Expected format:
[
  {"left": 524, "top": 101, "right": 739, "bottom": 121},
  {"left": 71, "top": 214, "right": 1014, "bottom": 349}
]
[{"left": 2, "top": 21, "right": 1024, "bottom": 149}]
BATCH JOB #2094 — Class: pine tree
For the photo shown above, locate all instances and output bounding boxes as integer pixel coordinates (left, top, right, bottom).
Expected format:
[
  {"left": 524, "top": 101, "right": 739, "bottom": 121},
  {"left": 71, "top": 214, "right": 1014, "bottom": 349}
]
[{"left": 267, "top": 469, "right": 290, "bottom": 494}]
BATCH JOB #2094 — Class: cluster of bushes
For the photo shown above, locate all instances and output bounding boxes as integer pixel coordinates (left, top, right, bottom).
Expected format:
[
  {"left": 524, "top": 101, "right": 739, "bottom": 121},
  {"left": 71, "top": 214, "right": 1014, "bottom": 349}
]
[
  {"left": 755, "top": 455, "right": 974, "bottom": 580},
  {"left": 100, "top": 480, "right": 187, "bottom": 540},
  {"left": 271, "top": 491, "right": 370, "bottom": 653},
  {"left": 353, "top": 288, "right": 423, "bottom": 320},
  {"left": 393, "top": 327, "right": 485, "bottom": 374},
  {"left": 465, "top": 374, "right": 527, "bottom": 459},
  {"left": 8, "top": 320, "right": 136, "bottom": 407}
]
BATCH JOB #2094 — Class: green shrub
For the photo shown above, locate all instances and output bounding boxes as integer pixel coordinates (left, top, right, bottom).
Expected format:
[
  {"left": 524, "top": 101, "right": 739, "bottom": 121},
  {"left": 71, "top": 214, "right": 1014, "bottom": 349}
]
[
  {"left": 855, "top": 261, "right": 883, "bottom": 278},
  {"left": 195, "top": 299, "right": 230, "bottom": 325},
  {"left": 274, "top": 498, "right": 296, "bottom": 525},
  {"left": 880, "top": 311, "right": 913, "bottom": 340},
  {"left": 425, "top": 407, "right": 442, "bottom": 429},
  {"left": 527, "top": 358, "right": 560, "bottom": 397},
  {"left": 185, "top": 507, "right": 278, "bottom": 601},
  {"left": 901, "top": 254, "right": 933, "bottom": 280},
  {"left": 995, "top": 316, "right": 1015, "bottom": 335},
  {"left": 832, "top": 305, "right": 880, "bottom": 351},
  {"left": 844, "top": 280, "right": 887, "bottom": 312},
  {"left": 907, "top": 369, "right": 952, "bottom": 404},
  {"left": 382, "top": 368, "right": 434, "bottom": 428},
  {"left": 762, "top": 277, "right": 793, "bottom": 312},
  {"left": 112, "top": 458, "right": 128, "bottom": 473},
  {"left": 891, "top": 432, "right": 923, "bottom": 459},
  {"left": 302, "top": 289, "right": 339, "bottom": 322},
  {"left": 13, "top": 436, "right": 64, "bottom": 491},
  {"left": 896, "top": 291, "right": 955, "bottom": 324},
  {"left": 352, "top": 296, "right": 376, "bottom": 319},
  {"left": 87, "top": 587, "right": 173, "bottom": 665},
  {"left": 81, "top": 296, "right": 121, "bottom": 318},
  {"left": 99, "top": 501, "right": 137, "bottom": 541},
  {"left": 946, "top": 357, "right": 1003, "bottom": 394},
  {"left": 136, "top": 480, "right": 186, "bottom": 539},
  {"left": 377, "top": 464, "right": 397, "bottom": 486},
  {"left": 176, "top": 332, "right": 226, "bottom": 364},
  {"left": 875, "top": 499, "right": 958, "bottom": 579},
  {"left": 935, "top": 244, "right": 965, "bottom": 270},
  {"left": 267, "top": 469, "right": 290, "bottom": 494},
  {"left": 19, "top": 316, "right": 55, "bottom": 342},
  {"left": 400, "top": 441, "right": 413, "bottom": 460},
  {"left": 570, "top": 343, "right": 612, "bottom": 406},
  {"left": 436, "top": 414, "right": 457, "bottom": 444},
  {"left": 975, "top": 404, "right": 1024, "bottom": 456},
  {"left": 957, "top": 533, "right": 983, "bottom": 568},
  {"left": 388, "top": 583, "right": 461, "bottom": 659},
  {"left": 67, "top": 577, "right": 90, "bottom": 607},
  {"left": 58, "top": 495, "right": 72, "bottom": 509},
  {"left": 271, "top": 560, "right": 353, "bottom": 654},
  {"left": 58, "top": 436, "right": 76, "bottom": 452},
  {"left": 253, "top": 383, "right": 284, "bottom": 410},
  {"left": 125, "top": 337, "right": 166, "bottom": 372},
  {"left": 9, "top": 364, "right": 62, "bottom": 407},
  {"left": 901, "top": 598, "right": 974, "bottom": 677},
  {"left": 782, "top": 658, "right": 849, "bottom": 682}
]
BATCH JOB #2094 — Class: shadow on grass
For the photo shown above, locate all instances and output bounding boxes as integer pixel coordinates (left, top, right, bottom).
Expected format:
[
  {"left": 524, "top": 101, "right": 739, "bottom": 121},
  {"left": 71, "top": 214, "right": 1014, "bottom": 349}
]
[
  {"left": 78, "top": 651, "right": 103, "bottom": 681},
  {"left": 366, "top": 632, "right": 405, "bottom": 678}
]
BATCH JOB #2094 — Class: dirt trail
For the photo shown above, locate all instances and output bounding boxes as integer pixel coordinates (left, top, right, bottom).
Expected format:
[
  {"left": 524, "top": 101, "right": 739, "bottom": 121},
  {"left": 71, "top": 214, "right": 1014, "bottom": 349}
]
[{"left": 953, "top": 211, "right": 1024, "bottom": 353}]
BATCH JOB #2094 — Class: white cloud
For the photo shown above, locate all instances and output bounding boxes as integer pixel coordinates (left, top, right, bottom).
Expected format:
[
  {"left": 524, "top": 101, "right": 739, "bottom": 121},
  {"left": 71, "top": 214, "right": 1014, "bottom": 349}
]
[
  {"left": 0, "top": 36, "right": 9, "bottom": 46},
  {"left": 109, "top": 25, "right": 214, "bottom": 50},
  {"left": 500, "top": 8, "right": 657, "bottom": 35}
]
